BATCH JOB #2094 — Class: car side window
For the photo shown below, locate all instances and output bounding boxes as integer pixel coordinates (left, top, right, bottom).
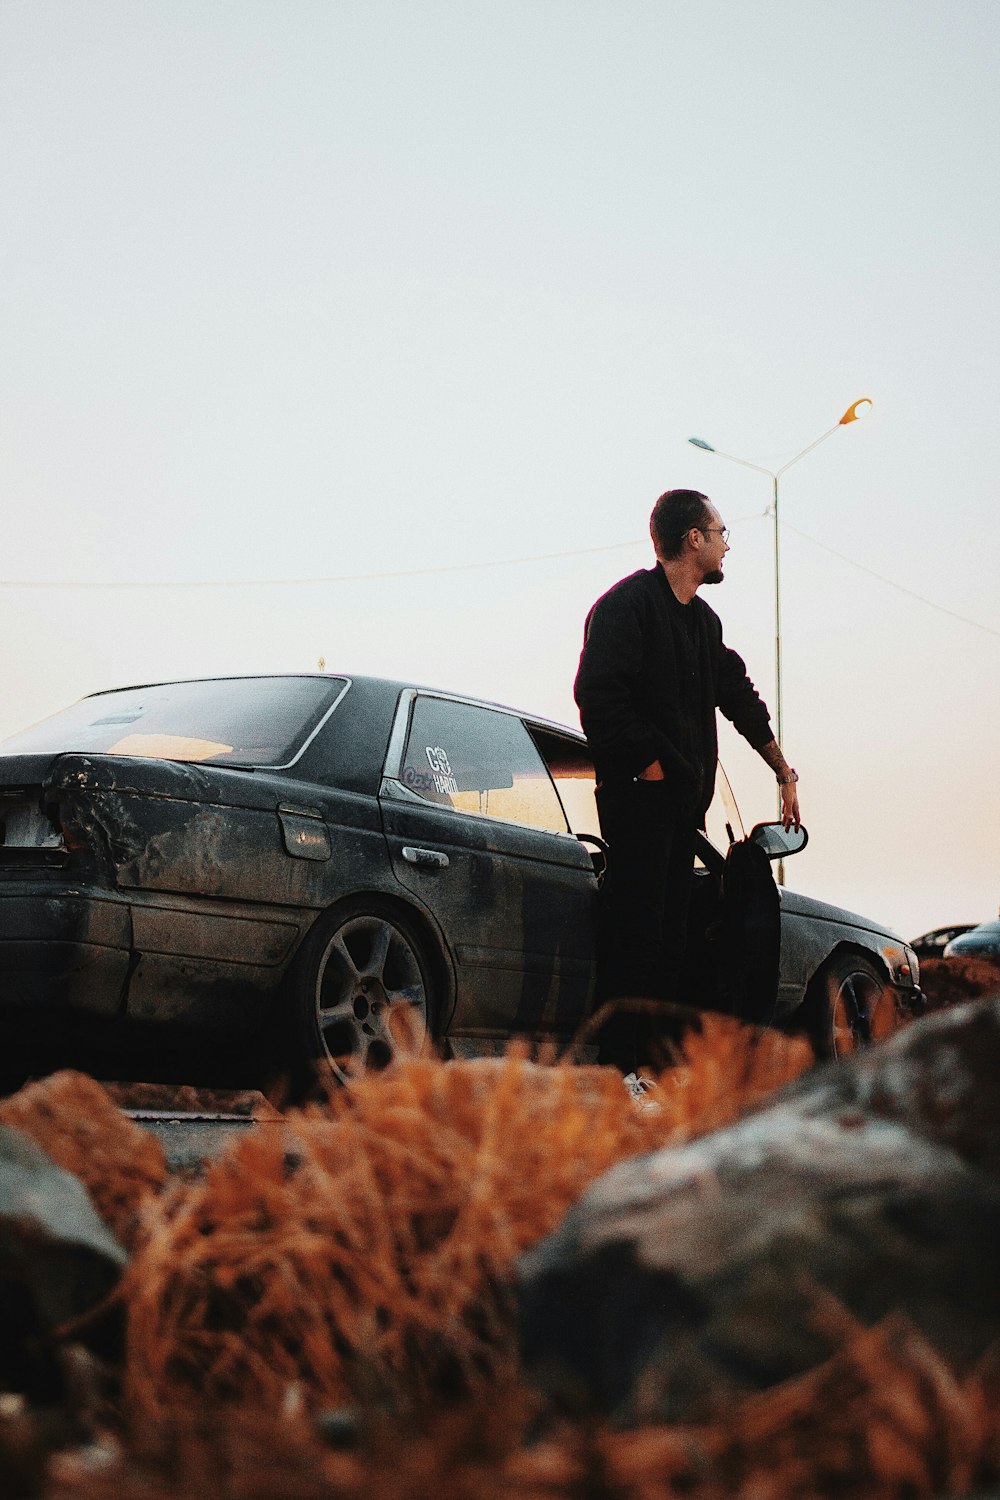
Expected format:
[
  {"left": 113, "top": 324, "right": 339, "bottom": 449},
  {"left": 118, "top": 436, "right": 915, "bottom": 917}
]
[
  {"left": 526, "top": 726, "right": 598, "bottom": 839},
  {"left": 401, "top": 697, "right": 569, "bottom": 834}
]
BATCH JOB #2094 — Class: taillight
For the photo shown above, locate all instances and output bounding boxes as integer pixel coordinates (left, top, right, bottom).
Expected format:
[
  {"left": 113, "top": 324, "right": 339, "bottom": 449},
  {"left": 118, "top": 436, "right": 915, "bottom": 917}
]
[{"left": 0, "top": 792, "right": 65, "bottom": 851}]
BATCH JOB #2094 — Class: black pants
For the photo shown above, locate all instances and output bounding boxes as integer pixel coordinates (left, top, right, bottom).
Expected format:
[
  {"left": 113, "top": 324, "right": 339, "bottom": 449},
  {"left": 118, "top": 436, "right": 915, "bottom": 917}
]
[{"left": 593, "top": 778, "right": 699, "bottom": 1069}]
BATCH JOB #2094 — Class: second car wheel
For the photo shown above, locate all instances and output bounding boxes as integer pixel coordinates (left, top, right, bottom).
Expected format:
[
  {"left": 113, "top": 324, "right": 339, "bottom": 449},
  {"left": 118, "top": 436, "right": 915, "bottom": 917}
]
[
  {"left": 292, "top": 899, "right": 435, "bottom": 1088},
  {"left": 807, "top": 950, "right": 902, "bottom": 1059}
]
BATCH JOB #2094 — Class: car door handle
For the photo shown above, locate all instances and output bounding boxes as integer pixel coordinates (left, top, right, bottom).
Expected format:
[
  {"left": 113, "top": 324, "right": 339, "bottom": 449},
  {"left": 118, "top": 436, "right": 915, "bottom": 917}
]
[{"left": 401, "top": 845, "right": 450, "bottom": 870}]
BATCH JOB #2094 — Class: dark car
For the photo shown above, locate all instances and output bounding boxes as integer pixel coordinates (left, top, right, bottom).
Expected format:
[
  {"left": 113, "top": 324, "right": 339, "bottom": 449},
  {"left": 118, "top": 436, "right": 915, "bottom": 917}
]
[
  {"left": 943, "top": 920, "right": 1000, "bottom": 960},
  {"left": 0, "top": 674, "right": 921, "bottom": 1084},
  {"left": 910, "top": 924, "right": 978, "bottom": 961}
]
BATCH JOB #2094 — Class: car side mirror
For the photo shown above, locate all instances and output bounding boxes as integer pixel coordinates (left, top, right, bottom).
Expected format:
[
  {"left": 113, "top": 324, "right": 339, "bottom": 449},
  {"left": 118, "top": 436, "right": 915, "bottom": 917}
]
[{"left": 748, "top": 821, "right": 808, "bottom": 861}]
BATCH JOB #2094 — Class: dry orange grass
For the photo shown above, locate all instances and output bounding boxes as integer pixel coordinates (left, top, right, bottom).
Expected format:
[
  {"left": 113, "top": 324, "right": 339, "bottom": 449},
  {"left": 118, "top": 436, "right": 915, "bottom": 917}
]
[
  {"left": 919, "top": 954, "right": 1000, "bottom": 1013},
  {"left": 0, "top": 1069, "right": 167, "bottom": 1247},
  {"left": 46, "top": 1317, "right": 1000, "bottom": 1500},
  {"left": 119, "top": 1017, "right": 810, "bottom": 1423},
  {"left": 8, "top": 1013, "right": 995, "bottom": 1500},
  {"left": 553, "top": 1314, "right": 1000, "bottom": 1500},
  {"left": 654, "top": 1010, "right": 814, "bottom": 1133}
]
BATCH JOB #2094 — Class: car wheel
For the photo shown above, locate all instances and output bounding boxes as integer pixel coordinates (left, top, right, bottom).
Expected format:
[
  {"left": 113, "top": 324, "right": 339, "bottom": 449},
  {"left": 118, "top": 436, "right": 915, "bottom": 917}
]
[
  {"left": 808, "top": 951, "right": 903, "bottom": 1059},
  {"left": 293, "top": 900, "right": 434, "bottom": 1087}
]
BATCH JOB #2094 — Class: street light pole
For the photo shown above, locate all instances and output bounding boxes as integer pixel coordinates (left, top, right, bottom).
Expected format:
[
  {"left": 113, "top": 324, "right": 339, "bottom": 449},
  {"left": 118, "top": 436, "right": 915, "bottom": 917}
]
[
  {"left": 772, "top": 470, "right": 781, "bottom": 755},
  {"left": 688, "top": 399, "right": 872, "bottom": 882}
]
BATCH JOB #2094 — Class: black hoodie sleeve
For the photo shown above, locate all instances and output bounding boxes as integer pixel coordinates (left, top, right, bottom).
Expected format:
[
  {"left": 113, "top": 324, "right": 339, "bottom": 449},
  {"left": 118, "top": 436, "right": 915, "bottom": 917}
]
[
  {"left": 574, "top": 586, "right": 700, "bottom": 784},
  {"left": 716, "top": 638, "right": 773, "bottom": 748}
]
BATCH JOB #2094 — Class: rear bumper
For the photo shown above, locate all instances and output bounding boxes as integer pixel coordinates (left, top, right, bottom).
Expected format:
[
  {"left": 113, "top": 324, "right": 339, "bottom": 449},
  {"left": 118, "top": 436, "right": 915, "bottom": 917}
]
[
  {"left": 0, "top": 886, "right": 132, "bottom": 1015},
  {"left": 0, "top": 881, "right": 301, "bottom": 1032}
]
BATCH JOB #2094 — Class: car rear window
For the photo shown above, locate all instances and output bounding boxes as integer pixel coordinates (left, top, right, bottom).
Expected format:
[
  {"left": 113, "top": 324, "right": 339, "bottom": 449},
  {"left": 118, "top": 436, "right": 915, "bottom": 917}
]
[{"left": 0, "top": 677, "right": 349, "bottom": 767}]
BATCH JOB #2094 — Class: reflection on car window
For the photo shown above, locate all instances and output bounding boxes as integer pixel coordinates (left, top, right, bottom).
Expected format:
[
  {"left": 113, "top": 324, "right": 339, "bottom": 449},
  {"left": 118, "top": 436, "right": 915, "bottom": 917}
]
[
  {"left": 0, "top": 677, "right": 348, "bottom": 767},
  {"left": 527, "top": 727, "right": 597, "bottom": 838},
  {"left": 401, "top": 697, "right": 568, "bottom": 834}
]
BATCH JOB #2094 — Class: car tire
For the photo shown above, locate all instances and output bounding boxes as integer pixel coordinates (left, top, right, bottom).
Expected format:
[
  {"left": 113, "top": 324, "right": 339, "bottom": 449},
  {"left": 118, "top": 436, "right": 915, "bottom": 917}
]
[
  {"left": 806, "top": 950, "right": 903, "bottom": 1060},
  {"left": 289, "top": 898, "right": 435, "bottom": 1090}
]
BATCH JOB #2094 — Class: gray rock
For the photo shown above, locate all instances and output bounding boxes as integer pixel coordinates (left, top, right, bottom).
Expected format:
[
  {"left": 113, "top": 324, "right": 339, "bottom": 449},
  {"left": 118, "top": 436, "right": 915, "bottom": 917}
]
[
  {"left": 0, "top": 1124, "right": 127, "bottom": 1400},
  {"left": 779, "top": 992, "right": 1000, "bottom": 1172},
  {"left": 518, "top": 998, "right": 1000, "bottom": 1426}
]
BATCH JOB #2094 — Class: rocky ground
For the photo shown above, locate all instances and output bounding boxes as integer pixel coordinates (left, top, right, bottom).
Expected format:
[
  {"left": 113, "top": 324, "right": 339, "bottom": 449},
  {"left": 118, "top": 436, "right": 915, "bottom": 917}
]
[{"left": 0, "top": 955, "right": 998, "bottom": 1500}]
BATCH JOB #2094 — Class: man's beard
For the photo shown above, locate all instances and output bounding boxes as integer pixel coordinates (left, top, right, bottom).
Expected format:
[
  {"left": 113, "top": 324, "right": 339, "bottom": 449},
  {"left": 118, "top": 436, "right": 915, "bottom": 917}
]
[{"left": 703, "top": 567, "right": 724, "bottom": 585}]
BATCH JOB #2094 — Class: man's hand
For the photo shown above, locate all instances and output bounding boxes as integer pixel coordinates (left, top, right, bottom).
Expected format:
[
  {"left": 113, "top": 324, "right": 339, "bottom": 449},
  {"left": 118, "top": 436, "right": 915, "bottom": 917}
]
[
  {"left": 781, "top": 780, "right": 801, "bottom": 832},
  {"left": 637, "top": 760, "right": 664, "bottom": 781}
]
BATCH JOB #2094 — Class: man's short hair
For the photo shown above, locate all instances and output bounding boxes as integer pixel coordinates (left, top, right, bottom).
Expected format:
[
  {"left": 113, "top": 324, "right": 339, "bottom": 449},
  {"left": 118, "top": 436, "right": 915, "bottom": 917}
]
[{"left": 650, "top": 489, "right": 713, "bottom": 559}]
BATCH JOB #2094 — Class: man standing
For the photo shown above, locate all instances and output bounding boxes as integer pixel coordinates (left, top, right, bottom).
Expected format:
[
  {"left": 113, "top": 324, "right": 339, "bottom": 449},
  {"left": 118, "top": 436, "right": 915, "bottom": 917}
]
[{"left": 574, "top": 488, "right": 800, "bottom": 1068}]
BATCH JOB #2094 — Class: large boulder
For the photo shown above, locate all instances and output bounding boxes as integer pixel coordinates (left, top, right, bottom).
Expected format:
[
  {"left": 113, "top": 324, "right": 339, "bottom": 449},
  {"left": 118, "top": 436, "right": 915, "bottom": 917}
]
[
  {"left": 518, "top": 997, "right": 1000, "bottom": 1425},
  {"left": 0, "top": 1123, "right": 127, "bottom": 1401}
]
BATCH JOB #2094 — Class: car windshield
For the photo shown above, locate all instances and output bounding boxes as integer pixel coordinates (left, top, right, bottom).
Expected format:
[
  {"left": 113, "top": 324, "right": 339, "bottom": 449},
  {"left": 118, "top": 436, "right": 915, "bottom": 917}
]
[{"left": 0, "top": 676, "right": 348, "bottom": 767}]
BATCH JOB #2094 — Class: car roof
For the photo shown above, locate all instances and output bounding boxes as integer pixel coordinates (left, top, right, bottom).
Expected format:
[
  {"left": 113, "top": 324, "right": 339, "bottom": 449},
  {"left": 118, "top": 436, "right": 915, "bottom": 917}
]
[{"left": 82, "top": 673, "right": 587, "bottom": 743}]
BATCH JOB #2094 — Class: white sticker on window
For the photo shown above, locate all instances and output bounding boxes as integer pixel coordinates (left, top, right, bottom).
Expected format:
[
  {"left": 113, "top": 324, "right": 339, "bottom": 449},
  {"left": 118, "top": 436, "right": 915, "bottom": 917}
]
[{"left": 424, "top": 745, "right": 458, "bottom": 795}]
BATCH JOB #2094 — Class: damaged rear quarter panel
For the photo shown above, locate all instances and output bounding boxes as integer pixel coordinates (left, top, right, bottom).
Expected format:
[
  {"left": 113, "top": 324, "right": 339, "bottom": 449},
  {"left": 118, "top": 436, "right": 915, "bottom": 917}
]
[
  {"left": 38, "top": 753, "right": 399, "bottom": 1034},
  {"left": 47, "top": 754, "right": 385, "bottom": 909}
]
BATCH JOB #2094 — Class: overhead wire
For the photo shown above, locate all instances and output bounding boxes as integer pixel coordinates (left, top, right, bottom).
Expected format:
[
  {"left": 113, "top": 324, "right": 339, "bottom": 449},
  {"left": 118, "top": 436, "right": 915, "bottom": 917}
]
[
  {"left": 0, "top": 509, "right": 765, "bottom": 592},
  {"left": 781, "top": 519, "right": 1000, "bottom": 640},
  {"left": 0, "top": 537, "right": 647, "bottom": 591},
  {"left": 0, "top": 509, "right": 996, "bottom": 639}
]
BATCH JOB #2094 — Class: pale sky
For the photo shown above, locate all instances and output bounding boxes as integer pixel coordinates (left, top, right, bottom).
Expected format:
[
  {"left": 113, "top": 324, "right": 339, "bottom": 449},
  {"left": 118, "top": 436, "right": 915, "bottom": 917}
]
[{"left": 2, "top": 1, "right": 998, "bottom": 939}]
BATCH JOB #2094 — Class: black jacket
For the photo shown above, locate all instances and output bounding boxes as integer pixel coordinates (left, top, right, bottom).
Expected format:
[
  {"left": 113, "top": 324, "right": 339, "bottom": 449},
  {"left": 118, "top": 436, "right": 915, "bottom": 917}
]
[{"left": 574, "top": 566, "right": 773, "bottom": 818}]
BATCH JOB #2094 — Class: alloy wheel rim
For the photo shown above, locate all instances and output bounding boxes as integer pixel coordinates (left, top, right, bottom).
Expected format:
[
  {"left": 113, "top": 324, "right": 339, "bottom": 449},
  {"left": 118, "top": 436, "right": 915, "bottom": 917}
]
[
  {"left": 830, "top": 970, "right": 896, "bottom": 1056},
  {"left": 314, "top": 914, "right": 428, "bottom": 1082}
]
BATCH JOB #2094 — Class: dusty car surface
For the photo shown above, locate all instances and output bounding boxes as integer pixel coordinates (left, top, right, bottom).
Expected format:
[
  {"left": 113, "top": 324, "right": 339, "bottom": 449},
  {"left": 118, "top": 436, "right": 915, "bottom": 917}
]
[{"left": 0, "top": 674, "right": 921, "bottom": 1084}]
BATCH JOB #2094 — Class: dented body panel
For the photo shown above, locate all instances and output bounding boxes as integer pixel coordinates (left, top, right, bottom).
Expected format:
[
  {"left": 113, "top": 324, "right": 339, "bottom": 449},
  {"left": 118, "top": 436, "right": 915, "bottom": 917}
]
[{"left": 1, "top": 740, "right": 411, "bottom": 1037}]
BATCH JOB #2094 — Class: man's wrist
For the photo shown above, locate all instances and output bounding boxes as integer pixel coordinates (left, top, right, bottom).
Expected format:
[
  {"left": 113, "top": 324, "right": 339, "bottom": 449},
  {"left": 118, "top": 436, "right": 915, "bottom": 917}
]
[{"left": 777, "top": 768, "right": 799, "bottom": 786}]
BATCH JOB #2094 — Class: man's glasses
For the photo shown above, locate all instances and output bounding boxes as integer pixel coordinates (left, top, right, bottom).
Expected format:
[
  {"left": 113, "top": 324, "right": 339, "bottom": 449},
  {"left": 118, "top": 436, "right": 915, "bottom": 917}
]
[{"left": 701, "top": 527, "right": 730, "bottom": 543}]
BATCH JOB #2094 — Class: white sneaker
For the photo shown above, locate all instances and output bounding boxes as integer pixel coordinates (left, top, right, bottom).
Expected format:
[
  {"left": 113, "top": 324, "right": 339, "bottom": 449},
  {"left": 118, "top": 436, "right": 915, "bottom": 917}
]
[{"left": 623, "top": 1072, "right": 661, "bottom": 1112}]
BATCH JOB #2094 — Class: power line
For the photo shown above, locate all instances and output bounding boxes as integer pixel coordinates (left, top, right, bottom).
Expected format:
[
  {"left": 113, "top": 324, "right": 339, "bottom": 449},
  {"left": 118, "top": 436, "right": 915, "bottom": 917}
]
[
  {"left": 1, "top": 512, "right": 996, "bottom": 639},
  {"left": 0, "top": 509, "right": 768, "bottom": 592},
  {"left": 782, "top": 520, "right": 1000, "bottom": 640},
  {"left": 0, "top": 537, "right": 648, "bottom": 591}
]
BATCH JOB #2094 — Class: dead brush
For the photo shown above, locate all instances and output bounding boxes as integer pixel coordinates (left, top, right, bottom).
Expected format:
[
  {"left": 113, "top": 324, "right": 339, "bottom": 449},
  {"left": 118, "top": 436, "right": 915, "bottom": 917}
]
[
  {"left": 0, "top": 1069, "right": 167, "bottom": 1248},
  {"left": 120, "top": 1055, "right": 645, "bottom": 1423},
  {"left": 919, "top": 955, "right": 1000, "bottom": 1013},
  {"left": 584, "top": 1312, "right": 1000, "bottom": 1500},
  {"left": 11, "top": 1021, "right": 996, "bottom": 1500},
  {"left": 652, "top": 1010, "right": 813, "bottom": 1134},
  {"left": 44, "top": 1317, "right": 1000, "bottom": 1500},
  {"left": 118, "top": 1018, "right": 811, "bottom": 1426}
]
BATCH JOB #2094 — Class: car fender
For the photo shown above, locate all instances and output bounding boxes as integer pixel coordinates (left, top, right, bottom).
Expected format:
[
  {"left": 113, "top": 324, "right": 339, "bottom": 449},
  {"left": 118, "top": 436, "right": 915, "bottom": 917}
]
[{"left": 776, "top": 897, "right": 917, "bottom": 1019}]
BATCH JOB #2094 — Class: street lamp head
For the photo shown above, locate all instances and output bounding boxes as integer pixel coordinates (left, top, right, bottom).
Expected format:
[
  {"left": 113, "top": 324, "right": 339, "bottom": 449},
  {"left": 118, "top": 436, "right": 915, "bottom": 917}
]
[
  {"left": 839, "top": 398, "right": 873, "bottom": 425},
  {"left": 688, "top": 437, "right": 716, "bottom": 451}
]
